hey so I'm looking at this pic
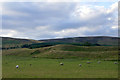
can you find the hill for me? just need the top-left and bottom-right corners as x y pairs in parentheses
(1, 36), (119, 49)
(1, 37), (41, 49)
(2, 44), (118, 60)
(40, 36), (119, 46)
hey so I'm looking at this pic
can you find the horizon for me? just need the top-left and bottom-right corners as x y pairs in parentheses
(1, 2), (118, 40)
(1, 35), (119, 40)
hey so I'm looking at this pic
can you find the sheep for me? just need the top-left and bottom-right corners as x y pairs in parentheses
(79, 64), (82, 67)
(16, 65), (19, 69)
(60, 63), (64, 66)
(98, 61), (101, 64)
(114, 62), (118, 64)
(87, 61), (91, 64)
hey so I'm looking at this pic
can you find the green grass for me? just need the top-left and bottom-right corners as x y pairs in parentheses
(60, 45), (118, 51)
(2, 45), (119, 78)
(2, 45), (118, 60)
(2, 56), (118, 78)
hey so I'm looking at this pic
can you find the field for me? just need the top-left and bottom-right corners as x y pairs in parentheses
(2, 56), (118, 78)
(2, 45), (119, 78)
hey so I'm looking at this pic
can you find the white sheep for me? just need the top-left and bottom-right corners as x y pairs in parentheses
(79, 64), (82, 67)
(16, 65), (19, 69)
(87, 61), (91, 64)
(60, 63), (64, 65)
(98, 61), (101, 64)
(114, 62), (118, 64)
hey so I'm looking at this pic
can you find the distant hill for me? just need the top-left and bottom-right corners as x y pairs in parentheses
(2, 44), (118, 60)
(1, 36), (119, 49)
(1, 37), (41, 49)
(40, 36), (119, 46)
(1, 36), (119, 60)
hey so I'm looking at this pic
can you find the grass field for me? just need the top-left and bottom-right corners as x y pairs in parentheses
(2, 45), (119, 78)
(2, 56), (118, 78)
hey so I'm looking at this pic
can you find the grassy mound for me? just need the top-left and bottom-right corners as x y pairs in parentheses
(3, 44), (118, 60)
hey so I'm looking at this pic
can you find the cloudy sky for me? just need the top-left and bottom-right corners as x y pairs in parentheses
(1, 2), (118, 40)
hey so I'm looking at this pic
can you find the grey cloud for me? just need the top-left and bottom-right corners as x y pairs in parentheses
(2, 2), (118, 39)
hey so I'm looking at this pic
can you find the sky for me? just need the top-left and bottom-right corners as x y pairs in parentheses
(0, 2), (118, 40)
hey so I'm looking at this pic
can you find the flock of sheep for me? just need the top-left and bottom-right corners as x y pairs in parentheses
(16, 61), (118, 69)
(60, 61), (118, 67)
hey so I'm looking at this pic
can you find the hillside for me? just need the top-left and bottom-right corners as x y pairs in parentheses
(2, 44), (118, 60)
(1, 37), (41, 49)
(40, 36), (119, 46)
(1, 36), (119, 49)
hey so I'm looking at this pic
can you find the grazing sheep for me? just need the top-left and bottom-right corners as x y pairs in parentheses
(98, 61), (101, 64)
(114, 62), (118, 64)
(87, 61), (91, 64)
(79, 64), (82, 67)
(16, 65), (19, 69)
(60, 63), (64, 66)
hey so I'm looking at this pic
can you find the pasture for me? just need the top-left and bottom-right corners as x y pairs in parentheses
(2, 56), (118, 78)
(2, 45), (119, 78)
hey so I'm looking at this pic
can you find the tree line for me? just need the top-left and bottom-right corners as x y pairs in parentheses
(2, 42), (101, 50)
